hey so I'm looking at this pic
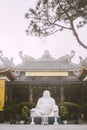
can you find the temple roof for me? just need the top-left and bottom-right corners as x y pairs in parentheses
(0, 50), (84, 71)
(14, 50), (80, 71)
(15, 60), (80, 71)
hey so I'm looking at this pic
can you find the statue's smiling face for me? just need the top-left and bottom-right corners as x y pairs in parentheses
(43, 90), (50, 98)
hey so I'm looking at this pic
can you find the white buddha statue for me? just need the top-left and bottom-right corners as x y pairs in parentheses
(30, 90), (59, 117)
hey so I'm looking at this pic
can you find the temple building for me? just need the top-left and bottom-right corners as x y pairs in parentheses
(0, 50), (87, 111)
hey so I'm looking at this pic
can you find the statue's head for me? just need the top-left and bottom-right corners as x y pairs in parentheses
(43, 90), (50, 98)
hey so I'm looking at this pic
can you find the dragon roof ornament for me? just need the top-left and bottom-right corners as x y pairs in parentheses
(79, 56), (87, 67)
(19, 51), (35, 64)
(0, 50), (14, 68)
(58, 50), (75, 63)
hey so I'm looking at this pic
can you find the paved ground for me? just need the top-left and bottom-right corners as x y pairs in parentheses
(0, 124), (87, 130)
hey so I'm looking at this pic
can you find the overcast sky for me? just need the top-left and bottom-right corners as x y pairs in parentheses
(0, 0), (87, 64)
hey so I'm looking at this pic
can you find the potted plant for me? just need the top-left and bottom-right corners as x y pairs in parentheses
(60, 105), (69, 124)
(22, 106), (29, 124)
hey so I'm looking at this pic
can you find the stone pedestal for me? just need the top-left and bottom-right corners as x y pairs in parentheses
(29, 117), (61, 124)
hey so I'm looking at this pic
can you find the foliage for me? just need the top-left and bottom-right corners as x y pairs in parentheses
(0, 112), (4, 123)
(59, 105), (69, 120)
(80, 103), (87, 120)
(22, 106), (29, 119)
(4, 101), (14, 121)
(4, 101), (35, 121)
(25, 0), (87, 49)
(18, 101), (35, 115)
(59, 102), (80, 120)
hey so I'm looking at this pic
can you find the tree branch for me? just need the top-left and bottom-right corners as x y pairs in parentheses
(58, 1), (87, 49)
(71, 21), (87, 49)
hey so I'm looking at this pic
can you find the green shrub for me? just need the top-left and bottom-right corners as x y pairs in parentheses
(59, 102), (80, 120)
(4, 101), (35, 121)
(18, 101), (35, 115)
(0, 112), (4, 123)
(80, 103), (87, 120)
(4, 102), (13, 121)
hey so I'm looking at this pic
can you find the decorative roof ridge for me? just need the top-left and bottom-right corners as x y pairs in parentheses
(0, 67), (15, 80)
(78, 67), (87, 80)
(0, 67), (11, 73)
(0, 50), (86, 70)
(38, 50), (55, 61)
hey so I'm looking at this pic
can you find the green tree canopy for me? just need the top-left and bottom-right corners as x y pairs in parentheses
(25, 0), (87, 49)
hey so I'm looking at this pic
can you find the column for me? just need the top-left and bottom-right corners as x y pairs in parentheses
(29, 85), (33, 102)
(0, 79), (5, 111)
(60, 86), (65, 102)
